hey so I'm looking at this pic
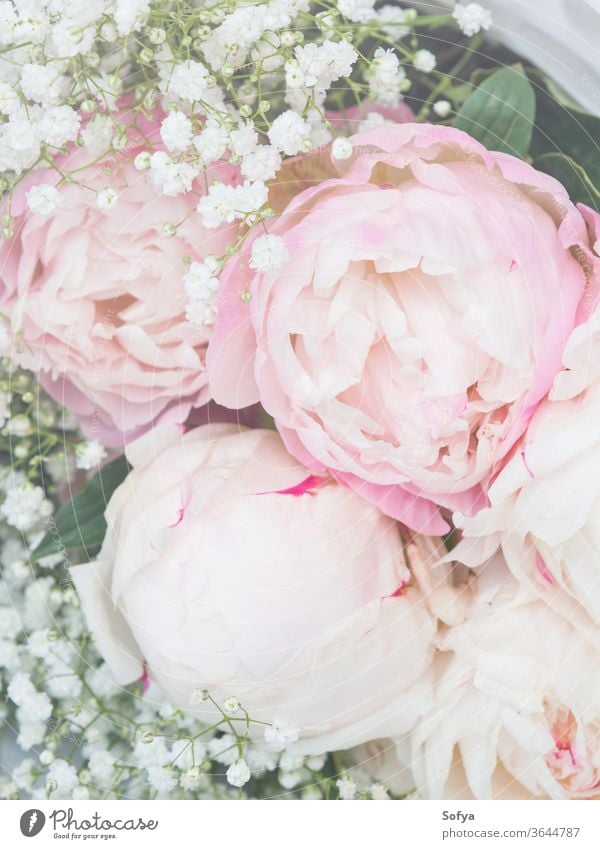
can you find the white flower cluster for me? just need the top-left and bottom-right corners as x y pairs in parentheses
(183, 256), (222, 327)
(0, 0), (489, 328)
(366, 48), (408, 107)
(0, 476), (51, 532)
(453, 3), (493, 37)
(0, 0), (476, 200)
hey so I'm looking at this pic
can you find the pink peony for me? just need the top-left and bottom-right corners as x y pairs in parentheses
(0, 109), (237, 446)
(454, 207), (600, 625)
(208, 123), (600, 533)
(72, 423), (438, 755)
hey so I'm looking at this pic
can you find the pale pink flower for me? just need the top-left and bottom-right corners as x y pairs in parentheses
(455, 208), (600, 626)
(72, 423), (437, 754)
(0, 109), (238, 445)
(208, 123), (599, 532)
(412, 554), (600, 799)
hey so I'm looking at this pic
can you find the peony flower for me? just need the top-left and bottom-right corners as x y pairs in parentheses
(208, 123), (599, 532)
(455, 211), (600, 625)
(71, 423), (437, 755)
(0, 109), (238, 446)
(411, 553), (600, 799)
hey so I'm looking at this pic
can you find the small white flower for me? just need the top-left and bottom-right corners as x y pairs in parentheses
(413, 49), (437, 73)
(133, 737), (171, 768)
(150, 152), (199, 196)
(233, 180), (269, 217)
(0, 639), (20, 670)
(285, 62), (305, 89)
(189, 687), (209, 705)
(337, 0), (376, 23)
(6, 414), (32, 437)
(230, 122), (258, 157)
(250, 234), (290, 273)
(241, 145), (282, 181)
(87, 750), (116, 782)
(160, 111), (193, 153)
(26, 184), (63, 217)
(39, 104), (81, 147)
(1, 483), (52, 531)
(245, 746), (278, 773)
(196, 182), (237, 228)
(337, 776), (357, 800)
(19, 691), (52, 723)
(371, 782), (390, 800)
(113, 0), (151, 36)
(81, 114), (114, 155)
(192, 124), (229, 165)
(183, 259), (220, 299)
(180, 766), (204, 791)
(331, 137), (353, 161)
(72, 786), (90, 800)
(96, 188), (119, 210)
(165, 60), (209, 102)
(226, 758), (251, 788)
(0, 82), (19, 116)
(223, 697), (241, 714)
(27, 629), (51, 659)
(305, 753), (326, 771)
(39, 750), (55, 766)
(75, 440), (107, 470)
(279, 769), (304, 789)
(453, 3), (493, 37)
(7, 672), (35, 706)
(268, 110), (312, 156)
(185, 297), (217, 328)
(263, 718), (300, 753)
(377, 5), (413, 39)
(47, 759), (79, 795)
(20, 63), (65, 106)
(433, 99), (452, 118)
(13, 759), (36, 790)
(47, 672), (82, 700)
(0, 607), (21, 639)
(367, 47), (406, 107)
(158, 704), (177, 720)
(17, 721), (46, 751)
(147, 765), (177, 793)
(134, 151), (152, 171)
(279, 750), (303, 773)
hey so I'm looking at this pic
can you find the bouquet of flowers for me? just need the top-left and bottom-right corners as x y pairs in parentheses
(0, 0), (599, 802)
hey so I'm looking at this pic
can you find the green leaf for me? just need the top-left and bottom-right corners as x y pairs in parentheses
(529, 75), (600, 192)
(535, 153), (600, 210)
(34, 455), (131, 560)
(454, 65), (536, 158)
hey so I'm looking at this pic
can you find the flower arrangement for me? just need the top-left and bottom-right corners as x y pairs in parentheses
(0, 0), (599, 802)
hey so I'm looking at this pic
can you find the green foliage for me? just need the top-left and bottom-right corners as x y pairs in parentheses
(535, 153), (600, 209)
(34, 455), (131, 560)
(454, 65), (536, 157)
